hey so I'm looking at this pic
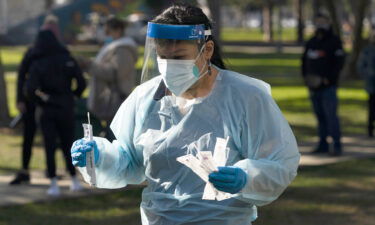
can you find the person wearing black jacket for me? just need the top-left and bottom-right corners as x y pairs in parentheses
(301, 14), (345, 156)
(9, 47), (37, 185)
(10, 15), (63, 185)
(26, 30), (86, 196)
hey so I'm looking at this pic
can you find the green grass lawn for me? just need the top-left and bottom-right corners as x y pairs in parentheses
(0, 159), (374, 225)
(254, 158), (375, 225)
(0, 42), (372, 225)
(0, 44), (368, 169)
(0, 188), (143, 225)
(221, 27), (314, 42)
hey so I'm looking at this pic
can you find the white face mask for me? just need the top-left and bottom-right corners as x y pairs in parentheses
(157, 46), (208, 96)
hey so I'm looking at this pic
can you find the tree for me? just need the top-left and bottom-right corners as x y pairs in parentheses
(262, 0), (287, 42)
(198, 0), (222, 44)
(294, 0), (304, 43)
(207, 0), (222, 43)
(222, 0), (253, 28)
(0, 52), (10, 127)
(312, 0), (322, 19)
(341, 0), (370, 78)
(45, 0), (54, 11)
(323, 0), (342, 37)
(263, 0), (274, 42)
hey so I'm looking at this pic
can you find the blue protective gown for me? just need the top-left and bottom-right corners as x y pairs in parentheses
(78, 68), (300, 225)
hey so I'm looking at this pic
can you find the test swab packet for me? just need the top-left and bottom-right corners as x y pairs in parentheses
(177, 137), (232, 201)
(82, 113), (97, 186)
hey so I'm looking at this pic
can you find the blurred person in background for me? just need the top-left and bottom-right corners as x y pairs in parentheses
(26, 30), (86, 196)
(357, 32), (375, 138)
(77, 16), (138, 141)
(301, 13), (345, 156)
(41, 14), (62, 41)
(9, 14), (62, 185)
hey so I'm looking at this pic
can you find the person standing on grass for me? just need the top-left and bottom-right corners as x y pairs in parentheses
(301, 13), (345, 156)
(357, 33), (375, 138)
(10, 14), (62, 185)
(26, 30), (86, 196)
(76, 16), (138, 141)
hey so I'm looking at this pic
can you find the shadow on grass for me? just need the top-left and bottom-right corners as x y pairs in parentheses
(3, 64), (18, 73)
(277, 96), (367, 115)
(289, 124), (317, 142)
(255, 158), (375, 225)
(230, 65), (299, 77)
(276, 97), (312, 113)
(223, 52), (302, 60)
(0, 189), (143, 225)
(338, 98), (367, 109)
(0, 166), (19, 174)
(4, 129), (45, 148)
(222, 52), (301, 77)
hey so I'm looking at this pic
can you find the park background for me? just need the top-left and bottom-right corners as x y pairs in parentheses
(0, 0), (374, 225)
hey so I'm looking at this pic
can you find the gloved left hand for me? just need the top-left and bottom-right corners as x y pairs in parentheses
(208, 166), (247, 194)
(71, 139), (100, 167)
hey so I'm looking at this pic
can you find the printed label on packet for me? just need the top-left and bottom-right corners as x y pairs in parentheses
(176, 137), (231, 201)
(82, 123), (96, 186)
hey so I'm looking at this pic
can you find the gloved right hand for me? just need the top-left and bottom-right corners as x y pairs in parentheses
(208, 166), (247, 194)
(71, 139), (100, 167)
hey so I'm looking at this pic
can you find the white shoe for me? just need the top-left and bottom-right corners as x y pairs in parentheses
(70, 176), (83, 192)
(47, 178), (60, 196)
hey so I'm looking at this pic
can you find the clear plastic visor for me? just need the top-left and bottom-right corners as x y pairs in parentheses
(140, 22), (210, 83)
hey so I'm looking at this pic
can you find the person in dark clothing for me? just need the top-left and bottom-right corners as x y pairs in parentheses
(26, 30), (86, 196)
(357, 34), (375, 137)
(301, 14), (345, 156)
(10, 14), (63, 185)
(9, 48), (37, 185)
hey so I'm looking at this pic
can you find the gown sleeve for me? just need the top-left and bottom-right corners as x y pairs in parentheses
(234, 88), (300, 206)
(78, 86), (146, 189)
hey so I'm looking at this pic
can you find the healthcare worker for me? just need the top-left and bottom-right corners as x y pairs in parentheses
(71, 3), (300, 225)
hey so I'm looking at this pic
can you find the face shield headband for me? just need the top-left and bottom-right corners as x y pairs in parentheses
(146, 22), (211, 41)
(140, 22), (212, 86)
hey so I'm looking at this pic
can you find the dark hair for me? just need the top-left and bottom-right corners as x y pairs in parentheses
(315, 12), (330, 22)
(105, 16), (127, 32)
(33, 30), (67, 57)
(151, 3), (226, 69)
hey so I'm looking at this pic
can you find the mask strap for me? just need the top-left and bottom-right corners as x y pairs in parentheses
(197, 68), (209, 80)
(195, 44), (206, 61)
(203, 30), (212, 75)
(207, 60), (212, 76)
(194, 44), (212, 78)
(195, 31), (212, 77)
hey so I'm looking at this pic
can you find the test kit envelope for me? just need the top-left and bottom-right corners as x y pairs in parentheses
(177, 137), (232, 201)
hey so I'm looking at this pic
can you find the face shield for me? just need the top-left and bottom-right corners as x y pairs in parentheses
(141, 22), (211, 96)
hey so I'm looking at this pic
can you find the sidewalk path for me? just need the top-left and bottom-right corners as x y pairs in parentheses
(298, 136), (375, 166)
(0, 136), (374, 206)
(0, 170), (115, 206)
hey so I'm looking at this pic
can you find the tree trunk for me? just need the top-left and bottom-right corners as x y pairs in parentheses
(295, 0), (304, 43)
(207, 0), (222, 44)
(0, 53), (10, 127)
(323, 0), (342, 37)
(312, 0), (321, 19)
(342, 0), (370, 79)
(197, 0), (222, 44)
(0, 0), (8, 35)
(263, 2), (274, 42)
(277, 6), (283, 52)
(45, 0), (54, 11)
